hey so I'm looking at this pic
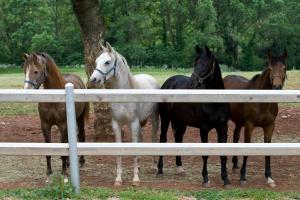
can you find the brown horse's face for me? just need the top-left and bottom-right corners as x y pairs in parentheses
(23, 53), (47, 89)
(267, 49), (288, 90)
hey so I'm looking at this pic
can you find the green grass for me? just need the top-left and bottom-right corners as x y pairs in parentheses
(0, 186), (299, 200)
(0, 67), (299, 116)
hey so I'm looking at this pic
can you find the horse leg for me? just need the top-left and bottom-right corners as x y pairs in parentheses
(41, 122), (52, 183)
(175, 125), (186, 175)
(58, 123), (69, 183)
(263, 123), (276, 188)
(240, 121), (254, 185)
(77, 113), (86, 168)
(150, 108), (159, 170)
(112, 119), (123, 186)
(200, 126), (210, 187)
(216, 123), (231, 187)
(131, 117), (141, 186)
(232, 125), (242, 173)
(157, 115), (170, 175)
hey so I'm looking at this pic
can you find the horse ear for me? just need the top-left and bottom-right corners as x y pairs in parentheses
(32, 53), (38, 61)
(23, 53), (29, 60)
(40, 53), (47, 64)
(40, 53), (46, 59)
(106, 42), (113, 52)
(100, 41), (105, 50)
(282, 49), (288, 61)
(195, 45), (202, 54)
(205, 45), (212, 57)
(267, 49), (272, 62)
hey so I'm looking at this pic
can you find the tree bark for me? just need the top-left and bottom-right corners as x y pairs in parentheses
(71, 0), (113, 137)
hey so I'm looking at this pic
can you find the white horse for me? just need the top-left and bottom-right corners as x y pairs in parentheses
(89, 42), (159, 186)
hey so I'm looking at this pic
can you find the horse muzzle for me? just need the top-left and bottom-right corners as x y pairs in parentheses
(272, 85), (282, 90)
(89, 75), (103, 85)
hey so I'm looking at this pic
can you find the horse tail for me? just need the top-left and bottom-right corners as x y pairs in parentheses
(84, 102), (90, 123)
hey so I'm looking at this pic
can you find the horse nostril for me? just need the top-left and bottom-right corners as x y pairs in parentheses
(90, 77), (97, 83)
(272, 85), (282, 90)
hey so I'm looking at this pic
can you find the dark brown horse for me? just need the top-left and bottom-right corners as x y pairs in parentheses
(23, 53), (89, 183)
(223, 49), (287, 188)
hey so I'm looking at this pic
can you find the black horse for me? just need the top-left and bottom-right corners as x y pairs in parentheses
(157, 46), (231, 187)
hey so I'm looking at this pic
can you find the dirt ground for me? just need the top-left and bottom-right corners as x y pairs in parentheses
(0, 108), (299, 192)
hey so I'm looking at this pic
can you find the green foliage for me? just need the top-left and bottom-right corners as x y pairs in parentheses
(0, 174), (74, 200)
(190, 188), (282, 200)
(0, 187), (299, 200)
(0, 0), (299, 70)
(0, 0), (82, 65)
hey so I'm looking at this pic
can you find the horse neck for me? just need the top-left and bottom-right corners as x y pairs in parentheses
(111, 53), (136, 89)
(207, 63), (224, 89)
(249, 69), (272, 89)
(43, 62), (66, 89)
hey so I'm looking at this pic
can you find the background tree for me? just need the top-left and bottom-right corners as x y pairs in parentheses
(0, 0), (299, 70)
(71, 0), (112, 137)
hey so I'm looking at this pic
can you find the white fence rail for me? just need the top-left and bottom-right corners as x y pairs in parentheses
(1, 143), (300, 156)
(1, 89), (300, 102)
(1, 86), (300, 193)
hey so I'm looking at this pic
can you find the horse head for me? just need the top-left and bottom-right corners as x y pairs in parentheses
(90, 42), (118, 84)
(23, 53), (48, 89)
(190, 45), (216, 89)
(267, 49), (288, 90)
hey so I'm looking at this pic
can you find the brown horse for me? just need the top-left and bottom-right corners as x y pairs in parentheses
(22, 53), (89, 182)
(223, 49), (287, 188)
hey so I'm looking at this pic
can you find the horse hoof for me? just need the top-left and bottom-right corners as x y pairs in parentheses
(80, 162), (85, 168)
(114, 181), (122, 187)
(45, 176), (51, 184)
(80, 158), (85, 168)
(156, 172), (164, 178)
(268, 182), (276, 188)
(150, 165), (157, 171)
(240, 180), (247, 186)
(224, 183), (231, 189)
(202, 181), (211, 188)
(64, 177), (69, 183)
(232, 167), (239, 174)
(132, 181), (140, 186)
(176, 166), (185, 175)
(267, 177), (276, 188)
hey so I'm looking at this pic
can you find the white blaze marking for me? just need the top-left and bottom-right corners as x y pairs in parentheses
(24, 70), (31, 89)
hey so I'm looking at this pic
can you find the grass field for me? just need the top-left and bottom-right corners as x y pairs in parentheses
(1, 186), (300, 200)
(0, 67), (299, 116)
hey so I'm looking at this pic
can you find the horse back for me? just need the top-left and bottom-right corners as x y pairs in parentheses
(224, 74), (278, 127)
(223, 75), (249, 89)
(134, 74), (159, 89)
(63, 74), (86, 89)
(161, 75), (190, 89)
(159, 75), (229, 128)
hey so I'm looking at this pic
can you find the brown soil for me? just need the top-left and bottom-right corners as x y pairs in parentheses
(0, 108), (299, 192)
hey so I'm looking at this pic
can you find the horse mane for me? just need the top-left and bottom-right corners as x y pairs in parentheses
(249, 74), (261, 83)
(110, 49), (136, 88)
(210, 57), (225, 89)
(38, 52), (66, 87)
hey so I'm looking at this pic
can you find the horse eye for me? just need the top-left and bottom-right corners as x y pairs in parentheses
(34, 71), (38, 74)
(105, 61), (110, 65)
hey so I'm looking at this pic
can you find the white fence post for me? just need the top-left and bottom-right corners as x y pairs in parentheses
(65, 83), (80, 194)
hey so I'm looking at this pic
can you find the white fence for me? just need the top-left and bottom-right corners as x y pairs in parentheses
(1, 85), (300, 193)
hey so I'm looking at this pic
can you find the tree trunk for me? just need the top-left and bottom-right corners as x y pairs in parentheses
(71, 0), (113, 137)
